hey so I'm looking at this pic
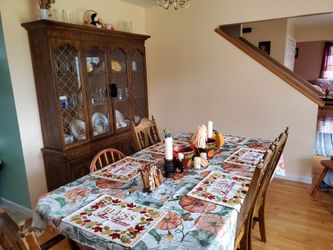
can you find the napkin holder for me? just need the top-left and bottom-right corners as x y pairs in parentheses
(140, 165), (164, 192)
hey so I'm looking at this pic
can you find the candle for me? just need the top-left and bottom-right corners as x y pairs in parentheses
(165, 137), (173, 160)
(194, 157), (201, 170)
(207, 120), (213, 138)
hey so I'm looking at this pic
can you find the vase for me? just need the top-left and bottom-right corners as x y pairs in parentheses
(39, 9), (49, 20)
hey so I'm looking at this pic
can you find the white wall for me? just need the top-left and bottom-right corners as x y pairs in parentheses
(145, 0), (333, 184)
(0, 0), (146, 207)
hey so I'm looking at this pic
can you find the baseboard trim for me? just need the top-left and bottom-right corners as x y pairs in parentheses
(1, 198), (33, 218)
(276, 173), (312, 184)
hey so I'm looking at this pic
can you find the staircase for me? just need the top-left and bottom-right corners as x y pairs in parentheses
(216, 24), (325, 107)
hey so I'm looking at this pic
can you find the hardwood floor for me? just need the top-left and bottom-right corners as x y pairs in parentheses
(37, 176), (333, 250)
(252, 179), (333, 250)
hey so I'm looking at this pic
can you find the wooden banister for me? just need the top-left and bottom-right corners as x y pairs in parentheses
(215, 26), (325, 107)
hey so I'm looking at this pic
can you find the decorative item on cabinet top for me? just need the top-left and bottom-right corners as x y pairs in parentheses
(83, 10), (103, 28)
(38, 0), (55, 20)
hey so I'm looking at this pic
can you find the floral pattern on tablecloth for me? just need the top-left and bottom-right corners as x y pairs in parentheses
(32, 133), (284, 250)
(242, 138), (270, 150)
(221, 162), (255, 178)
(173, 132), (193, 143)
(187, 172), (251, 211)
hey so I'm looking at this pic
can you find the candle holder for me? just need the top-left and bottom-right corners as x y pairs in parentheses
(174, 158), (184, 173)
(164, 159), (174, 178)
(197, 147), (206, 155)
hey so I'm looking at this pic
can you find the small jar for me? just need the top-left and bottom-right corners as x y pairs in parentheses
(193, 157), (201, 170)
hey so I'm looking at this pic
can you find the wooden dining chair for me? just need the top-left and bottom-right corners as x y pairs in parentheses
(311, 160), (333, 197)
(89, 148), (125, 172)
(0, 208), (46, 250)
(0, 207), (29, 250)
(131, 116), (161, 152)
(0, 207), (66, 250)
(234, 145), (274, 250)
(250, 127), (289, 246)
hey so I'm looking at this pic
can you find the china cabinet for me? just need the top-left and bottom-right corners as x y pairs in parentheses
(22, 20), (150, 190)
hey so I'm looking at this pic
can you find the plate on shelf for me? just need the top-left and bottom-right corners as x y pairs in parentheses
(69, 119), (86, 140)
(92, 112), (109, 135)
(111, 60), (122, 72)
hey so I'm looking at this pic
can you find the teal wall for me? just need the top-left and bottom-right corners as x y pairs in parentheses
(0, 15), (31, 208)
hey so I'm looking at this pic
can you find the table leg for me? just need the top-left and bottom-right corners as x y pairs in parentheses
(311, 167), (328, 197)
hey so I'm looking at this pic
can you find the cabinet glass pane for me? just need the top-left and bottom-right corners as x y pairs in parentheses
(131, 50), (147, 124)
(110, 48), (130, 130)
(53, 43), (86, 145)
(85, 46), (112, 137)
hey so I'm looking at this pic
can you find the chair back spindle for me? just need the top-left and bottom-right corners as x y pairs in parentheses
(90, 148), (125, 172)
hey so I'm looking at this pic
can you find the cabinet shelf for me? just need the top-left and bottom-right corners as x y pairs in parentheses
(91, 101), (108, 106)
(87, 70), (107, 76)
(113, 97), (129, 103)
(112, 70), (127, 74)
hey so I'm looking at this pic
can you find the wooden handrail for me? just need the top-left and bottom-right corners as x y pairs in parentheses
(215, 26), (325, 107)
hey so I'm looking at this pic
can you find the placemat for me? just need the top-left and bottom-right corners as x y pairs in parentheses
(62, 194), (166, 248)
(224, 147), (265, 167)
(224, 135), (248, 145)
(92, 157), (156, 183)
(187, 171), (251, 211)
(143, 141), (190, 155)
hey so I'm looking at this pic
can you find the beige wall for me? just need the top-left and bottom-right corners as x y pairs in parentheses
(0, 0), (145, 207)
(296, 24), (333, 42)
(287, 19), (296, 39)
(145, 0), (333, 184)
(243, 19), (287, 64)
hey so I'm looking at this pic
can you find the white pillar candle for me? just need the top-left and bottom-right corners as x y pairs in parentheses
(194, 156), (201, 170)
(207, 120), (213, 138)
(165, 137), (173, 160)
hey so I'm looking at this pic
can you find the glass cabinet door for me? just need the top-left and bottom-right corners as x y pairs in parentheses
(51, 40), (88, 146)
(110, 48), (131, 130)
(85, 45), (113, 137)
(130, 49), (147, 124)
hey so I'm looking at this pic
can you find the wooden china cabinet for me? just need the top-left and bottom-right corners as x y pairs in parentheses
(22, 20), (150, 191)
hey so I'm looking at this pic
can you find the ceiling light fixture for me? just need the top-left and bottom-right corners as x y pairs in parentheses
(156, 0), (191, 10)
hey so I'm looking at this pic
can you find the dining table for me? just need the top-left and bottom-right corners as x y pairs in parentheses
(32, 132), (286, 250)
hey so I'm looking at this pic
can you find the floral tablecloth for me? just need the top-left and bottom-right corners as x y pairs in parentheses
(32, 134), (285, 250)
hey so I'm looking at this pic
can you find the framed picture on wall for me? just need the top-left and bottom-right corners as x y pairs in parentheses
(295, 48), (299, 58)
(258, 41), (271, 55)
